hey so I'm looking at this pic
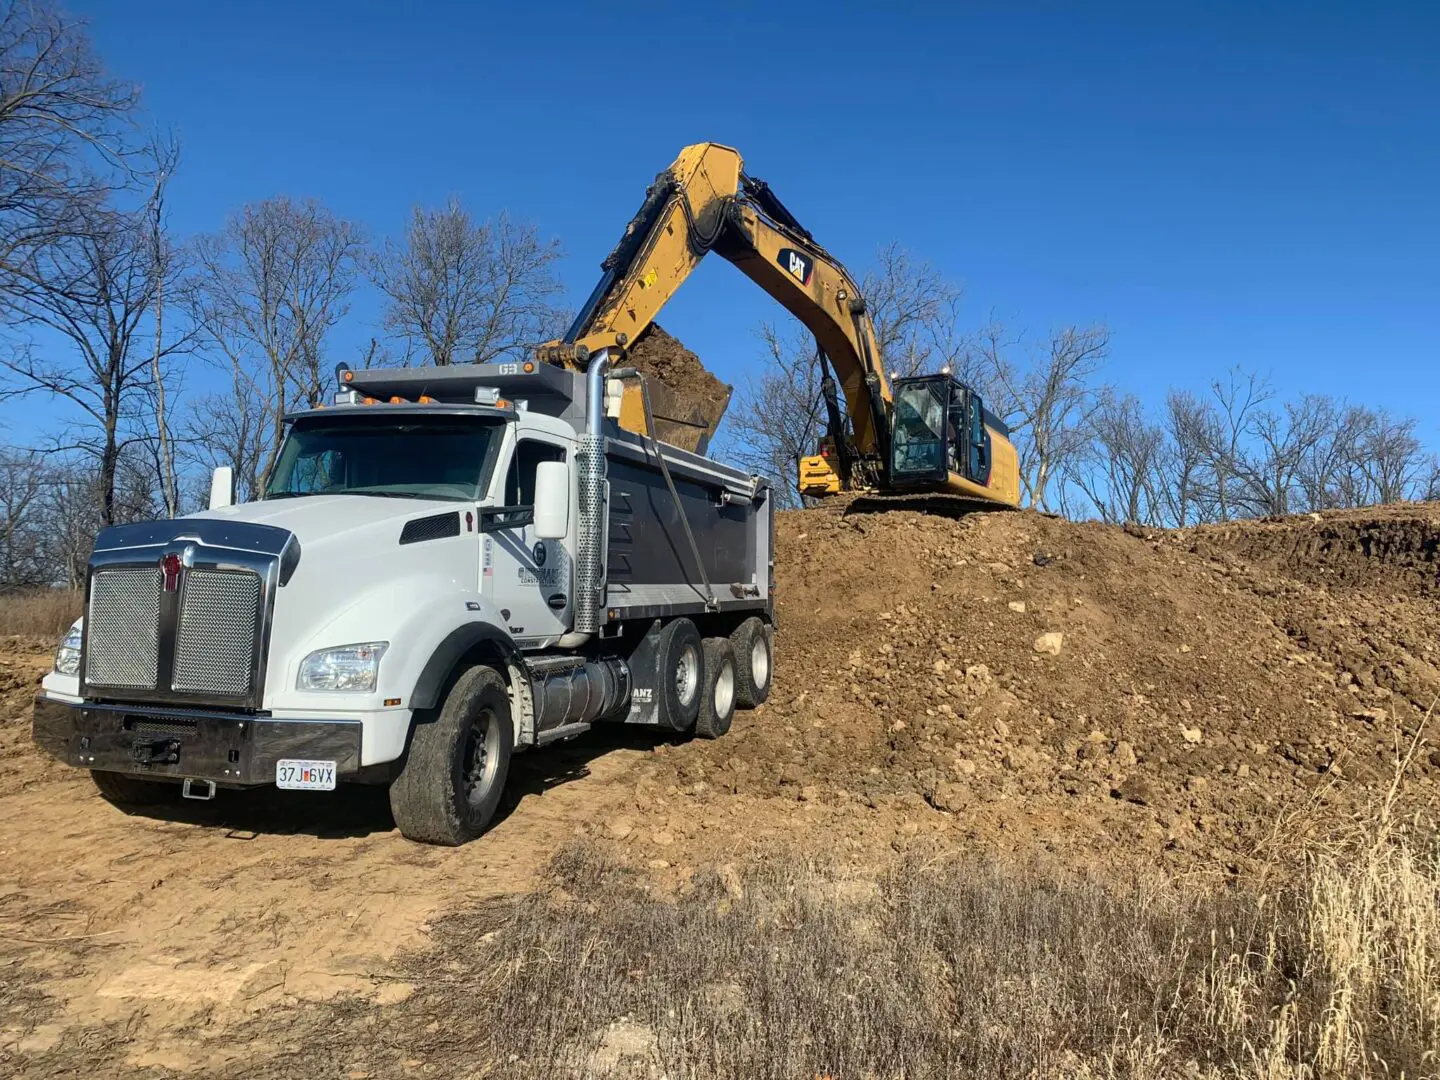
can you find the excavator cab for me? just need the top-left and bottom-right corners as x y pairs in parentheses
(888, 375), (993, 491)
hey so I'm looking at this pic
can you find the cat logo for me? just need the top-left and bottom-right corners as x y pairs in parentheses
(777, 247), (813, 286)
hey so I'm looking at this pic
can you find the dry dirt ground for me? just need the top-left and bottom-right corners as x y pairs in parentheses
(2, 501), (1438, 1075)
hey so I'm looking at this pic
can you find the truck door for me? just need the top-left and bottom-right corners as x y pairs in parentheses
(483, 435), (574, 648)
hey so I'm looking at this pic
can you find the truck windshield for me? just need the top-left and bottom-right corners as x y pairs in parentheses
(265, 416), (502, 502)
(890, 381), (948, 475)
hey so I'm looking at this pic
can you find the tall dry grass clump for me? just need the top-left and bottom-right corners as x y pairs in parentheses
(369, 825), (1438, 1079)
(0, 590), (81, 637)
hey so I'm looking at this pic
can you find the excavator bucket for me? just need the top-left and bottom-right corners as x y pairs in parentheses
(617, 325), (732, 455)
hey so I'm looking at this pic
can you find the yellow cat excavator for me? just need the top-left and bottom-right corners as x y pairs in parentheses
(535, 142), (1021, 508)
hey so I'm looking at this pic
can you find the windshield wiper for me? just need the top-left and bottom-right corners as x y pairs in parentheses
(263, 492), (310, 500)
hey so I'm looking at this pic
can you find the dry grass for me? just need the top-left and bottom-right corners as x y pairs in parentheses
(0, 590), (81, 637)
(10, 814), (1436, 1077)
(288, 827), (1435, 1080)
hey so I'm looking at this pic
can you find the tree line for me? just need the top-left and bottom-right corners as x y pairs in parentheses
(1, 1), (1434, 589)
(728, 256), (1437, 518)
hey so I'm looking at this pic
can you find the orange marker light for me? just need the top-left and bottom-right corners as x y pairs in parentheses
(342, 370), (354, 382)
(522, 361), (535, 373)
(389, 396), (405, 404)
(418, 395), (436, 404)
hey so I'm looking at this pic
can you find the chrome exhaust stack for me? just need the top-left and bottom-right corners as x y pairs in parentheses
(574, 349), (610, 635)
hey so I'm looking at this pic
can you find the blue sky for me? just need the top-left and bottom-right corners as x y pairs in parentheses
(6, 0), (1439, 444)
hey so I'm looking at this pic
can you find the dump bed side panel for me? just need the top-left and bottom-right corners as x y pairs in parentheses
(602, 438), (771, 622)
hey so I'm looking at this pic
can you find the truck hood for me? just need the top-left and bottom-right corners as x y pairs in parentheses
(191, 494), (467, 545)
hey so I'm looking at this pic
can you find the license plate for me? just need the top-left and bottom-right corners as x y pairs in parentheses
(275, 759), (337, 791)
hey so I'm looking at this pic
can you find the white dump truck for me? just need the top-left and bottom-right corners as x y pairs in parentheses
(33, 353), (774, 844)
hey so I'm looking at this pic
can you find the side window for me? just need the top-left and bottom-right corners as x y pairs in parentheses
(505, 440), (566, 506)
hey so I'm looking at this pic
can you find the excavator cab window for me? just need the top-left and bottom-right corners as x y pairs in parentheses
(889, 377), (950, 485)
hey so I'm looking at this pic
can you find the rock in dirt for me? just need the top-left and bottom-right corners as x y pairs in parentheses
(1033, 632), (1064, 655)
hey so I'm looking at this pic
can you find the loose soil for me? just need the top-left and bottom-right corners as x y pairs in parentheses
(2, 502), (1438, 1075)
(623, 323), (732, 453)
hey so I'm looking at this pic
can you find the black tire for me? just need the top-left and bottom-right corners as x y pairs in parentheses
(90, 770), (177, 807)
(696, 637), (737, 739)
(730, 617), (774, 708)
(655, 618), (704, 732)
(389, 665), (514, 846)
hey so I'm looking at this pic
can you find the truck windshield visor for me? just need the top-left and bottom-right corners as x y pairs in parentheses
(265, 416), (502, 502)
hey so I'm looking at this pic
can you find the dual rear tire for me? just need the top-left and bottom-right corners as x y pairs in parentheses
(654, 616), (773, 740)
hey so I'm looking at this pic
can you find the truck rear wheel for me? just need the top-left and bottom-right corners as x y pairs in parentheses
(730, 617), (774, 708)
(655, 618), (703, 732)
(696, 637), (737, 739)
(90, 770), (177, 808)
(389, 665), (513, 846)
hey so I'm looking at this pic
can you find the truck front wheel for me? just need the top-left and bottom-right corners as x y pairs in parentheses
(90, 770), (177, 808)
(389, 665), (514, 846)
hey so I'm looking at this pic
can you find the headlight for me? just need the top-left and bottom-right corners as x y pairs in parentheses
(54, 618), (83, 676)
(297, 642), (388, 692)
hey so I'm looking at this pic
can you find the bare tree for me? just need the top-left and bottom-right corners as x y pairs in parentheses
(979, 321), (1110, 510)
(0, 189), (189, 526)
(1067, 391), (1163, 524)
(144, 143), (182, 515)
(1200, 368), (1270, 521)
(0, 446), (45, 584)
(1233, 394), (1342, 517)
(180, 376), (270, 503)
(371, 201), (563, 366)
(1153, 390), (1216, 526)
(1356, 408), (1425, 505)
(863, 243), (961, 378)
(189, 197), (365, 489)
(726, 324), (825, 508)
(0, 1), (141, 295)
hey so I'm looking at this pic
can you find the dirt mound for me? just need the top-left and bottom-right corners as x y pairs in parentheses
(627, 501), (1440, 874)
(624, 323), (731, 454)
(4, 504), (1440, 1072)
(1188, 504), (1440, 596)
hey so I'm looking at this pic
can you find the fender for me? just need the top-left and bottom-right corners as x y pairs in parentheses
(410, 622), (526, 711)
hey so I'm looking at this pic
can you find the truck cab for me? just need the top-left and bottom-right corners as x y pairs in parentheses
(34, 357), (775, 845)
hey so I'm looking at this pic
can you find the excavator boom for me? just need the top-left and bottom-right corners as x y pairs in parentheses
(538, 142), (1020, 508)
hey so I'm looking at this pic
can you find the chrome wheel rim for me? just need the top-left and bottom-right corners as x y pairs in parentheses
(463, 710), (499, 810)
(675, 645), (699, 708)
(750, 634), (770, 691)
(714, 659), (735, 718)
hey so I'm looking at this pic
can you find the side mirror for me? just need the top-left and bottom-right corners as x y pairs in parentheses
(209, 466), (236, 510)
(532, 461), (569, 540)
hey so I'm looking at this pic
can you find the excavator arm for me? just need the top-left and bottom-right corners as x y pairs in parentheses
(539, 141), (1020, 508)
(538, 142), (891, 489)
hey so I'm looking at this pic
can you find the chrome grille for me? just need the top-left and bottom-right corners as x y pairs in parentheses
(172, 570), (260, 696)
(86, 568), (161, 688)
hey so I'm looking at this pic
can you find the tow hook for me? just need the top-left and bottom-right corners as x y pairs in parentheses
(181, 778), (217, 801)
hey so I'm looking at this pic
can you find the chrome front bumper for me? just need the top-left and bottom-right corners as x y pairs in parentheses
(32, 694), (362, 787)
